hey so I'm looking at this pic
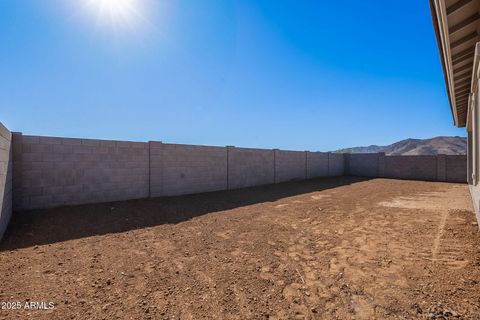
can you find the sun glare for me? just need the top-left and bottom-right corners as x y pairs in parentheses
(81, 0), (149, 32)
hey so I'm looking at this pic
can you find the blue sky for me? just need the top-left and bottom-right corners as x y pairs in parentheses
(0, 0), (466, 151)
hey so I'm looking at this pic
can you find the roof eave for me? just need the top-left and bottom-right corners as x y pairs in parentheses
(430, 0), (465, 128)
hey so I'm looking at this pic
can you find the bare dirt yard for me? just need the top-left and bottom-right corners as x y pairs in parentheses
(1, 177), (480, 319)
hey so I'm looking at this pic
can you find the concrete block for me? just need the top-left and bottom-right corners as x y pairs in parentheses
(378, 152), (385, 177)
(116, 141), (131, 148)
(160, 143), (227, 196)
(274, 150), (306, 183)
(384, 156), (437, 181)
(227, 147), (274, 189)
(22, 135), (40, 144)
(99, 140), (117, 147)
(22, 186), (44, 197)
(0, 136), (9, 151)
(61, 138), (82, 146)
(0, 122), (11, 140)
(446, 155), (467, 183)
(30, 143), (53, 154)
(53, 144), (73, 154)
(42, 152), (64, 162)
(328, 153), (345, 176)
(22, 153), (43, 163)
(346, 153), (379, 177)
(81, 139), (101, 147)
(306, 152), (329, 178)
(0, 123), (13, 239)
(73, 145), (92, 154)
(39, 136), (62, 145)
(437, 154), (447, 182)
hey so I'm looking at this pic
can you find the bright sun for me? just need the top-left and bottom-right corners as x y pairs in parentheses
(81, 0), (148, 31)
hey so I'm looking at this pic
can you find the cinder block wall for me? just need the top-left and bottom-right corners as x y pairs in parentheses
(13, 134), (149, 210)
(345, 153), (379, 177)
(446, 155), (468, 183)
(9, 130), (468, 213)
(306, 152), (329, 178)
(149, 141), (164, 197)
(0, 122), (12, 239)
(10, 133), (347, 210)
(274, 150), (307, 183)
(384, 156), (437, 181)
(227, 147), (275, 189)
(345, 153), (467, 182)
(151, 143), (228, 197)
(328, 153), (345, 176)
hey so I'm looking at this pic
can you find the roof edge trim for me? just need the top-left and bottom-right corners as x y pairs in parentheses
(430, 0), (463, 127)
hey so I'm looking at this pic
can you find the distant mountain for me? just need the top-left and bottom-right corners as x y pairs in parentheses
(336, 136), (467, 155)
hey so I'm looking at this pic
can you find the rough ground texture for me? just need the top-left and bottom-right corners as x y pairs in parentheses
(0, 177), (479, 319)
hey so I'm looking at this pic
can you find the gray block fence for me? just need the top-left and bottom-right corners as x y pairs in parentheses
(0, 119), (468, 239)
(227, 147), (275, 189)
(11, 132), (346, 212)
(344, 153), (467, 183)
(0, 122), (12, 240)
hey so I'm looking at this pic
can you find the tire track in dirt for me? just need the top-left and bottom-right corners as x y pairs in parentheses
(432, 210), (449, 262)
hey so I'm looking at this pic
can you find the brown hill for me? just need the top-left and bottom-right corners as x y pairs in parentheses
(336, 136), (466, 155)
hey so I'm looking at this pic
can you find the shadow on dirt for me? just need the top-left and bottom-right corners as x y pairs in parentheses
(1, 176), (370, 250)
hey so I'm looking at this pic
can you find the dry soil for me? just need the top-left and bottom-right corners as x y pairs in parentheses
(0, 177), (479, 319)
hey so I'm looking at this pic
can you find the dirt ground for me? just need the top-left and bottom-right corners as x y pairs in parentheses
(1, 177), (480, 319)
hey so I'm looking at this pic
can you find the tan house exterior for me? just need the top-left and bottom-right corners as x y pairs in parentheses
(431, 0), (480, 222)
